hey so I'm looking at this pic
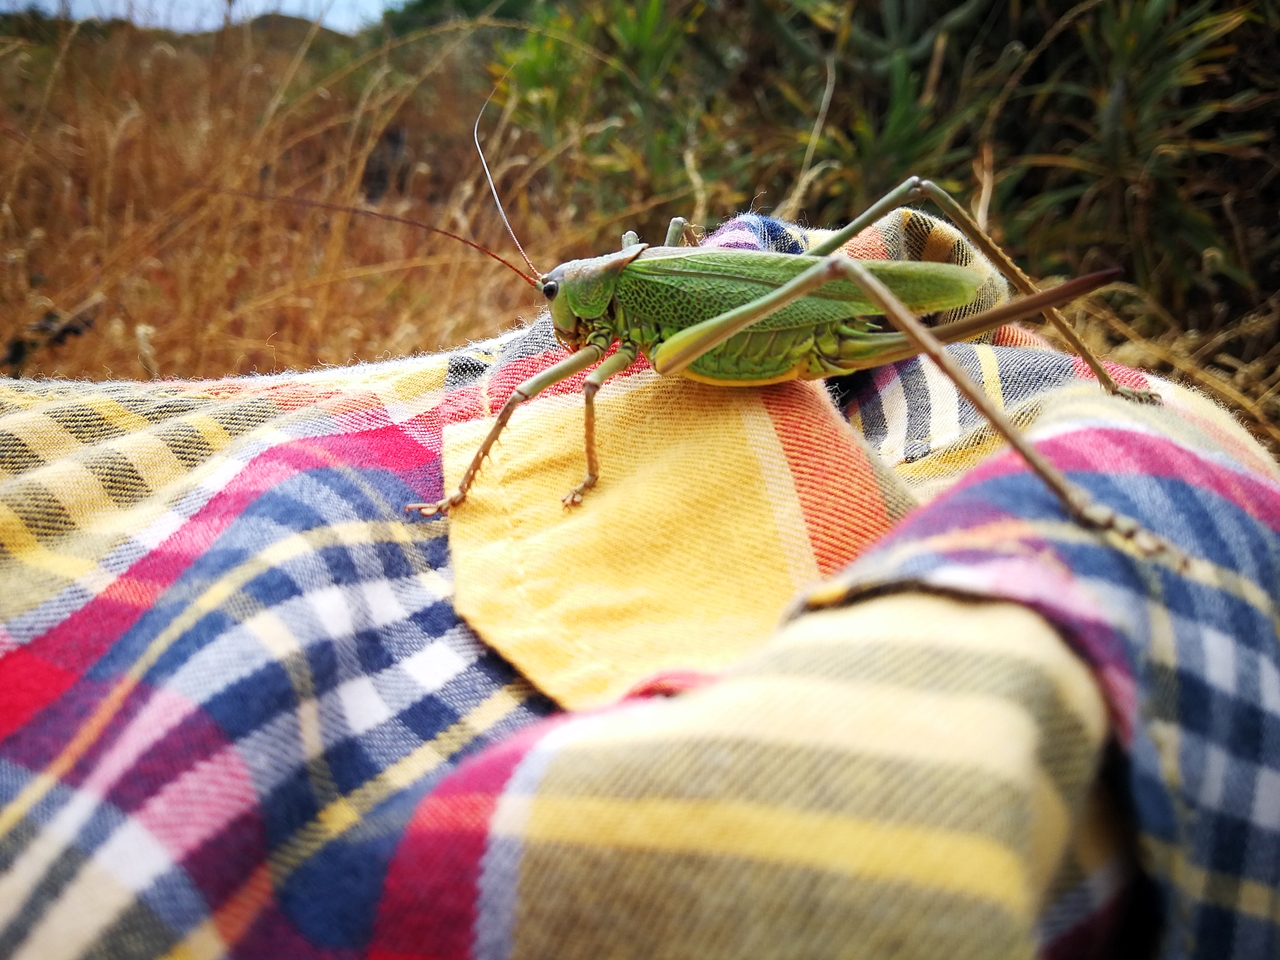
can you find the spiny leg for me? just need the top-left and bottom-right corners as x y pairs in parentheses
(832, 255), (1187, 568)
(915, 180), (1159, 404)
(563, 343), (639, 507)
(647, 246), (1184, 563)
(406, 345), (604, 517)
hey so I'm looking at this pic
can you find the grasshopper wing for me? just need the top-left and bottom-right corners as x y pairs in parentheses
(622, 248), (984, 334)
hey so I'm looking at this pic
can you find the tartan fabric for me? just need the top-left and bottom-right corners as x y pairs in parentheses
(0, 354), (557, 958)
(0, 209), (1276, 959)
(805, 377), (1280, 958)
(374, 592), (1132, 960)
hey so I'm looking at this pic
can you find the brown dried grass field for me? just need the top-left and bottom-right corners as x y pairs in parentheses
(0, 17), (572, 381)
(1, 9), (1277, 458)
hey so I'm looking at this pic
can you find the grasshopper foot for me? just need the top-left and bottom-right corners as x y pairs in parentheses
(1074, 497), (1190, 571)
(562, 476), (596, 508)
(405, 492), (465, 518)
(1110, 384), (1162, 404)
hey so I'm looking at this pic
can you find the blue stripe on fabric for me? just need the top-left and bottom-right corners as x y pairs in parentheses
(354, 628), (398, 674)
(305, 640), (341, 696)
(326, 737), (381, 795)
(263, 766), (321, 849)
(138, 867), (213, 938)
(398, 692), (461, 741)
(204, 660), (295, 740)
(898, 358), (932, 463)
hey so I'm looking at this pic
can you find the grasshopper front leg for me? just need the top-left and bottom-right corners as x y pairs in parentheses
(406, 345), (604, 517)
(664, 217), (700, 247)
(563, 342), (640, 507)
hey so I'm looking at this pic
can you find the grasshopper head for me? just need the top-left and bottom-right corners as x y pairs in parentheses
(538, 244), (647, 350)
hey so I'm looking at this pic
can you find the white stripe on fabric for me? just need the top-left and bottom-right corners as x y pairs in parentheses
(872, 365), (909, 466)
(920, 356), (962, 451)
(1199, 744), (1230, 811)
(1250, 768), (1280, 831)
(0, 789), (100, 931)
(10, 857), (139, 960)
(1202, 625), (1239, 696)
(1260, 659), (1280, 714)
(337, 676), (395, 736)
(94, 817), (173, 890)
(168, 572), (453, 705)
(400, 640), (470, 695)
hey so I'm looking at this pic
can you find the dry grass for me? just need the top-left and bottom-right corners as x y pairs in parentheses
(0, 16), (580, 380)
(0, 10), (1276, 462)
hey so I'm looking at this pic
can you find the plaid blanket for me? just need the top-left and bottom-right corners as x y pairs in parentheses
(1, 212), (1277, 959)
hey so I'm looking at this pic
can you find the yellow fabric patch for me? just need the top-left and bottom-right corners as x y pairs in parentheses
(446, 370), (824, 710)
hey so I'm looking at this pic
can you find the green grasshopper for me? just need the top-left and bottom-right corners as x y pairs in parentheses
(400, 172), (1182, 566)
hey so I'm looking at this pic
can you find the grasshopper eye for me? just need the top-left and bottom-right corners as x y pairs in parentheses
(542, 280), (559, 300)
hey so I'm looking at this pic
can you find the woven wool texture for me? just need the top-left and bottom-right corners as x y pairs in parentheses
(0, 210), (1278, 959)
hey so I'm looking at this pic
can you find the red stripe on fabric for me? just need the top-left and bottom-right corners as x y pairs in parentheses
(991, 324), (1054, 350)
(179, 807), (268, 910)
(840, 225), (889, 260)
(1071, 356), (1151, 391)
(761, 383), (895, 577)
(624, 668), (719, 699)
(960, 426), (1280, 530)
(0, 648), (77, 741)
(372, 719), (563, 960)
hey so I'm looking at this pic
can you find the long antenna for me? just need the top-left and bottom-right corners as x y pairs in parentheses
(475, 68), (540, 278)
(220, 189), (537, 287)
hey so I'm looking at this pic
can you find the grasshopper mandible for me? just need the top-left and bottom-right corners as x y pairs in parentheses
(401, 168), (1182, 566)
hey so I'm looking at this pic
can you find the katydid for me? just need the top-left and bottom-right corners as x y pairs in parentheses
(396, 171), (1183, 567)
(228, 171), (1179, 565)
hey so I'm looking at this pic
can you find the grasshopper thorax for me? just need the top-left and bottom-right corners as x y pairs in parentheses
(539, 244), (647, 351)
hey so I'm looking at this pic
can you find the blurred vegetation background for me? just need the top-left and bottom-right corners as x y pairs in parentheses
(0, 0), (1276, 454)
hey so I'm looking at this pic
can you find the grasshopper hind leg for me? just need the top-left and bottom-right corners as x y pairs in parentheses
(830, 255), (1188, 569)
(913, 179), (1160, 405)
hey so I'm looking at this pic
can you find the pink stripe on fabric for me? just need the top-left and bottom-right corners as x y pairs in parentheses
(136, 743), (258, 861)
(872, 362), (902, 393)
(80, 686), (201, 797)
(953, 426), (1280, 530)
(704, 227), (762, 249)
(1070, 357), (1151, 391)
